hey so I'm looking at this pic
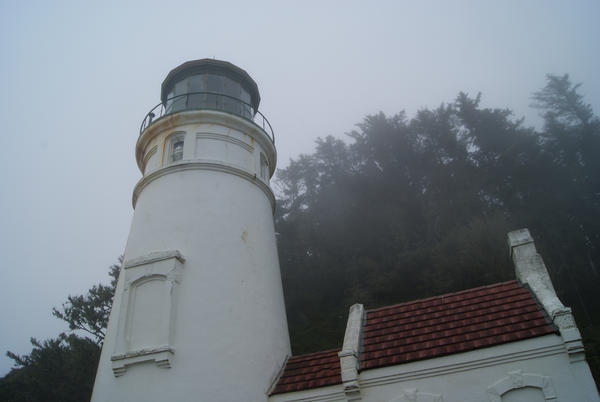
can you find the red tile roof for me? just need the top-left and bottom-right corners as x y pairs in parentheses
(270, 349), (342, 395)
(271, 280), (557, 395)
(362, 280), (557, 370)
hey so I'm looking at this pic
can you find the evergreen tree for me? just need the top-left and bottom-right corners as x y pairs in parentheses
(0, 260), (120, 402)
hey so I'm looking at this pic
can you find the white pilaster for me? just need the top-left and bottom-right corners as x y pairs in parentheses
(338, 303), (364, 401)
(507, 229), (584, 362)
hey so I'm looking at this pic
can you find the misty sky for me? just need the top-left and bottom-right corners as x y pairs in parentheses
(0, 0), (599, 375)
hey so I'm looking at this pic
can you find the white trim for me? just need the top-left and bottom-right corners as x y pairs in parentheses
(267, 355), (291, 396)
(142, 145), (157, 173)
(487, 370), (557, 401)
(388, 389), (444, 402)
(132, 161), (276, 212)
(360, 335), (564, 389)
(111, 251), (184, 377)
(124, 250), (185, 269)
(196, 132), (254, 153)
(270, 387), (347, 402)
(338, 304), (365, 400)
(111, 347), (174, 377)
(136, 109), (276, 175)
(508, 229), (585, 361)
(164, 131), (186, 165)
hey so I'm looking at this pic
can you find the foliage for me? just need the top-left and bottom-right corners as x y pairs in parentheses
(52, 258), (120, 344)
(0, 335), (100, 402)
(275, 75), (600, 385)
(0, 260), (120, 402)
(3, 74), (599, 397)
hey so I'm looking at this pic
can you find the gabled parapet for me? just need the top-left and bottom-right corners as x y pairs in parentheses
(338, 303), (365, 401)
(508, 228), (585, 362)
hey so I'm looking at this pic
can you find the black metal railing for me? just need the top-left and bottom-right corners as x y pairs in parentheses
(139, 91), (275, 143)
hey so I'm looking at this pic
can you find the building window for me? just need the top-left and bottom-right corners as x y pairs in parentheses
(166, 133), (185, 164)
(260, 153), (269, 180)
(172, 139), (184, 162)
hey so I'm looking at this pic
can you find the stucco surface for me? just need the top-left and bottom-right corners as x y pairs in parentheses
(92, 113), (290, 402)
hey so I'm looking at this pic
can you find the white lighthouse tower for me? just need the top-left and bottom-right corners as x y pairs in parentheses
(91, 59), (291, 402)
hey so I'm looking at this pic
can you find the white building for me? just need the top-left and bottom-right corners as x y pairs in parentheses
(91, 59), (290, 402)
(91, 60), (599, 402)
(269, 229), (599, 401)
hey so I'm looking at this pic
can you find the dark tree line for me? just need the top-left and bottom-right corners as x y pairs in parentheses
(275, 74), (600, 382)
(1, 74), (598, 400)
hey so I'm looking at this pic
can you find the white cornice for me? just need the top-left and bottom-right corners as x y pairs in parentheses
(270, 387), (346, 402)
(123, 250), (185, 269)
(359, 335), (564, 389)
(136, 109), (277, 175)
(132, 161), (276, 212)
(196, 132), (254, 152)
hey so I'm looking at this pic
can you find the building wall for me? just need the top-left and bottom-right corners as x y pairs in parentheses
(270, 335), (599, 402)
(91, 111), (290, 402)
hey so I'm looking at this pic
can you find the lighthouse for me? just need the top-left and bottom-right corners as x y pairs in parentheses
(91, 59), (291, 402)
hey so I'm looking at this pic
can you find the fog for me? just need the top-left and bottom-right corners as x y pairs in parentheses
(0, 0), (599, 375)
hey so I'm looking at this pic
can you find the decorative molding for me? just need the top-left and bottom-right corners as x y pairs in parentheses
(341, 381), (361, 402)
(131, 161), (276, 212)
(508, 229), (564, 318)
(136, 109), (276, 174)
(487, 370), (557, 401)
(111, 346), (174, 377)
(267, 355), (291, 396)
(389, 388), (443, 402)
(507, 229), (585, 362)
(163, 131), (187, 165)
(360, 337), (563, 389)
(270, 389), (347, 402)
(111, 250), (184, 377)
(124, 250), (185, 269)
(142, 145), (157, 173)
(338, 304), (365, 400)
(196, 132), (254, 153)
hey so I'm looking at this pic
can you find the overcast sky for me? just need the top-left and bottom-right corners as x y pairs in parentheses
(1, 0), (599, 375)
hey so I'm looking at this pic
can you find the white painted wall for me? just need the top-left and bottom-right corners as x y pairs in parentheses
(358, 335), (598, 402)
(270, 335), (599, 402)
(270, 230), (599, 402)
(92, 110), (290, 402)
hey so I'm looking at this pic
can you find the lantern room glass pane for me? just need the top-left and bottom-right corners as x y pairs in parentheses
(163, 73), (254, 119)
(204, 74), (221, 109)
(222, 76), (242, 115)
(169, 79), (188, 113)
(188, 75), (205, 109)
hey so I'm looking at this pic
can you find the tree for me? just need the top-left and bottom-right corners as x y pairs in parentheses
(52, 258), (120, 345)
(3, 75), (599, 396)
(1, 335), (101, 402)
(275, 78), (599, 385)
(531, 74), (594, 127)
(0, 259), (120, 402)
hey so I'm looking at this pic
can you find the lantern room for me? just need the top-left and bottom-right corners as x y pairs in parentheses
(160, 59), (260, 118)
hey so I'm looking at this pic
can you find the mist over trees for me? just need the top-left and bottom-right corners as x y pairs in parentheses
(275, 74), (600, 381)
(1, 74), (598, 400)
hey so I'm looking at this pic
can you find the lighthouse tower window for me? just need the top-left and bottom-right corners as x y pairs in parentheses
(166, 133), (185, 164)
(260, 153), (269, 180)
(172, 140), (184, 162)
